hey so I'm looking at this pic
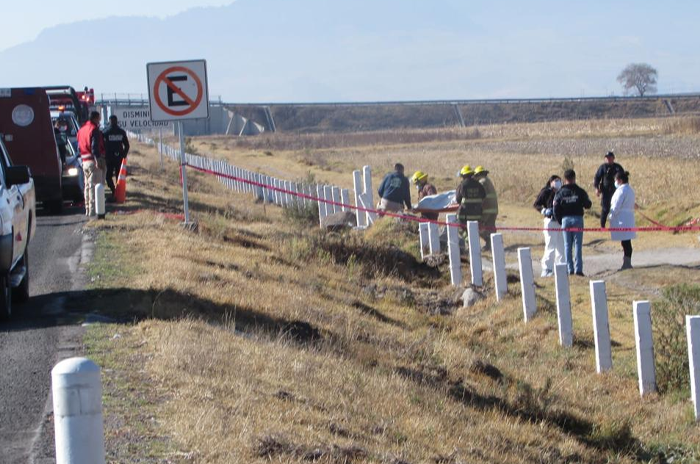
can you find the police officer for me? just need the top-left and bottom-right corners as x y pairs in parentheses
(593, 152), (624, 228)
(103, 115), (130, 199)
(455, 165), (486, 242)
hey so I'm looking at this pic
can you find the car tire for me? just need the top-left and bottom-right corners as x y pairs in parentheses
(0, 273), (11, 321)
(47, 199), (64, 215)
(13, 248), (29, 304)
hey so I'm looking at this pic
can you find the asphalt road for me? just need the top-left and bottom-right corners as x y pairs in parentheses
(0, 205), (90, 464)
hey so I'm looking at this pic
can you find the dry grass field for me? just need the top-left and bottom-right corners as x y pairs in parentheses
(86, 117), (700, 463)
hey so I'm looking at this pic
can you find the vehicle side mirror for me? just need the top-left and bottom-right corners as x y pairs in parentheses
(6, 166), (31, 187)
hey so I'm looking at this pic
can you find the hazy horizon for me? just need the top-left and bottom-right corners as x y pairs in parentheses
(2, 0), (698, 102)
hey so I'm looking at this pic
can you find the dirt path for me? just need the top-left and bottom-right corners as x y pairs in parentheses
(493, 247), (700, 277)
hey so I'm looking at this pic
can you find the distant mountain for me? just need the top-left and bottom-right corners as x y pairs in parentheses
(1, 0), (698, 101)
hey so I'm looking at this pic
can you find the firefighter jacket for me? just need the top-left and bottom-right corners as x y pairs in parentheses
(455, 177), (486, 222)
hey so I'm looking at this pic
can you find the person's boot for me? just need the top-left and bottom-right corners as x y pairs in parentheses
(619, 256), (633, 271)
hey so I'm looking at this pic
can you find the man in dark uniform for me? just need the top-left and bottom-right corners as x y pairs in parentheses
(455, 165), (486, 241)
(102, 115), (130, 199)
(593, 152), (624, 228)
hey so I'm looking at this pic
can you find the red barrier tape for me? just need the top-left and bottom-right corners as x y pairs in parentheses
(185, 163), (700, 234)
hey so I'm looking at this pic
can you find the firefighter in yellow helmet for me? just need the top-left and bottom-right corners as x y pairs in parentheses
(455, 165), (486, 241)
(473, 166), (498, 251)
(410, 171), (439, 220)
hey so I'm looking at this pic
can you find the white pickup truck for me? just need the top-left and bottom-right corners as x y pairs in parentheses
(0, 135), (35, 320)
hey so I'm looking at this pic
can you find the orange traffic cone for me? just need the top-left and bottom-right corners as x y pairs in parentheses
(114, 158), (128, 204)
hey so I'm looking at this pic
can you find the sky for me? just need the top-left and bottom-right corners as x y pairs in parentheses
(1, 0), (698, 102)
(0, 0), (232, 50)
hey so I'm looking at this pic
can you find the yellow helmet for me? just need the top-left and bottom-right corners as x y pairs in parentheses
(411, 170), (428, 184)
(459, 165), (474, 177)
(474, 165), (489, 175)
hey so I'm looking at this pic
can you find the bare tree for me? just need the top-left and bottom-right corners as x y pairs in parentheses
(617, 63), (658, 97)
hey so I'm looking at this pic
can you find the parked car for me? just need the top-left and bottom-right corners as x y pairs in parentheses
(0, 134), (36, 319)
(61, 139), (84, 203)
(0, 88), (63, 213)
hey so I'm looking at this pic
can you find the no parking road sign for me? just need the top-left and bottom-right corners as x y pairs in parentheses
(147, 60), (209, 122)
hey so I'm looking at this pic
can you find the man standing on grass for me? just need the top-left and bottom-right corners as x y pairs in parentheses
(553, 169), (592, 276)
(593, 152), (625, 228)
(473, 166), (498, 251)
(377, 163), (412, 213)
(103, 115), (130, 201)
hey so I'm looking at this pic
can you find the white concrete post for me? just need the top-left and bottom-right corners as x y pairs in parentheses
(467, 221), (483, 287)
(284, 181), (292, 206)
(275, 179), (282, 206)
(317, 185), (327, 227)
(362, 165), (374, 224)
(358, 193), (376, 226)
(332, 186), (342, 214)
(446, 214), (462, 286)
(428, 222), (440, 255)
(634, 301), (657, 396)
(341, 188), (350, 213)
(419, 223), (430, 261)
(353, 170), (367, 227)
(590, 280), (613, 373)
(518, 248), (536, 322)
(323, 186), (333, 216)
(255, 174), (264, 201)
(554, 263), (573, 347)
(95, 184), (105, 219)
(52, 358), (106, 464)
(687, 316), (700, 420)
(491, 233), (507, 302)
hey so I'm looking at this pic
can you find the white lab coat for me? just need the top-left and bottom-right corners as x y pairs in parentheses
(608, 184), (636, 241)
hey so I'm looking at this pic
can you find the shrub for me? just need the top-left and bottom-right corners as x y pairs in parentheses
(653, 284), (700, 393)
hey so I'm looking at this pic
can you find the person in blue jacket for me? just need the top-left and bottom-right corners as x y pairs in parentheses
(377, 163), (412, 213)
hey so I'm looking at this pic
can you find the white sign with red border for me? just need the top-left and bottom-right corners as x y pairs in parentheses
(147, 60), (209, 122)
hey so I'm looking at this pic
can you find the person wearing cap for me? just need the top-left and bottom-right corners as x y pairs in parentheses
(410, 171), (438, 221)
(377, 163), (412, 213)
(473, 166), (498, 251)
(593, 152), (625, 228)
(455, 165), (486, 241)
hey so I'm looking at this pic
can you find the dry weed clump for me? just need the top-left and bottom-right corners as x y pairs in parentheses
(87, 133), (700, 464)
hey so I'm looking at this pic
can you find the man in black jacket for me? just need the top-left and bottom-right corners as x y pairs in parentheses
(553, 169), (592, 276)
(593, 152), (624, 228)
(102, 115), (130, 199)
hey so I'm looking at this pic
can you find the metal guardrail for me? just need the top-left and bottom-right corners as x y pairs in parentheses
(100, 92), (700, 108)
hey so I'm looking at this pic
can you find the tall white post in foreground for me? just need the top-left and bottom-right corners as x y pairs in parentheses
(419, 223), (430, 261)
(467, 221), (483, 287)
(554, 263), (573, 347)
(52, 357), (106, 464)
(518, 247), (536, 322)
(428, 222), (440, 255)
(362, 165), (374, 224)
(687, 316), (700, 420)
(352, 170), (367, 227)
(491, 233), (507, 302)
(446, 214), (462, 286)
(590, 280), (613, 373)
(633, 301), (657, 396)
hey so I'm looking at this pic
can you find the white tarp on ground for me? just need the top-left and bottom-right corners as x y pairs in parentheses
(416, 190), (457, 211)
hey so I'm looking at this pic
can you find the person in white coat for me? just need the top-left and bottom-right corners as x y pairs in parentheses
(608, 171), (636, 270)
(533, 175), (564, 277)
